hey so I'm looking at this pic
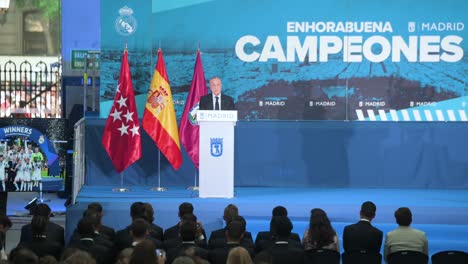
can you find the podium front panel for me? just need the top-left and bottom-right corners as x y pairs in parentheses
(199, 120), (235, 198)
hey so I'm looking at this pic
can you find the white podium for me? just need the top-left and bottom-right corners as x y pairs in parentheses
(197, 110), (237, 198)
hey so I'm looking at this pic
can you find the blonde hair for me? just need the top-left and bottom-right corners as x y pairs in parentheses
(226, 247), (253, 264)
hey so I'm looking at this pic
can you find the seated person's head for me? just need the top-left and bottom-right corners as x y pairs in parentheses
(360, 201), (377, 220)
(179, 220), (197, 242)
(33, 204), (51, 218)
(272, 206), (288, 217)
(87, 202), (103, 215)
(77, 218), (95, 237)
(130, 218), (149, 239)
(226, 220), (244, 242)
(8, 246), (39, 264)
(226, 246), (252, 264)
(272, 216), (293, 239)
(223, 204), (239, 224)
(394, 207), (412, 226)
(178, 202), (194, 218)
(83, 210), (102, 229)
(231, 215), (247, 232)
(129, 240), (157, 264)
(130, 202), (145, 220)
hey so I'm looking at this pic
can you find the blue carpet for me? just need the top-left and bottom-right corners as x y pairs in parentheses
(67, 186), (468, 259)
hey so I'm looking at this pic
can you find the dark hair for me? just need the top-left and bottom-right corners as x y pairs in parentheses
(33, 204), (51, 217)
(179, 202), (194, 217)
(9, 246), (39, 264)
(143, 203), (155, 223)
(77, 218), (95, 237)
(308, 208), (335, 248)
(31, 216), (48, 237)
(394, 207), (412, 226)
(87, 202), (103, 213)
(38, 255), (59, 264)
(254, 251), (273, 264)
(83, 210), (102, 227)
(129, 240), (157, 264)
(272, 216), (293, 238)
(0, 214), (12, 229)
(272, 206), (288, 217)
(360, 201), (377, 218)
(231, 215), (247, 232)
(179, 220), (197, 241)
(130, 218), (148, 238)
(226, 220), (243, 241)
(223, 204), (239, 224)
(130, 202), (146, 220)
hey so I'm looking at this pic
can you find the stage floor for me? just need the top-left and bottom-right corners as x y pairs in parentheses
(66, 186), (468, 257)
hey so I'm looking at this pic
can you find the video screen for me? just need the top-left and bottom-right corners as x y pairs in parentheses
(0, 119), (68, 192)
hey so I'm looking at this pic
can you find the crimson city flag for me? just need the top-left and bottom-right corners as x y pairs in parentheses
(102, 49), (142, 173)
(179, 51), (207, 168)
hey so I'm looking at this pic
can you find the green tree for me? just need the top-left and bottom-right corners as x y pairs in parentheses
(15, 0), (60, 55)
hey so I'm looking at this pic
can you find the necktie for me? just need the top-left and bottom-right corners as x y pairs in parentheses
(215, 96), (220, 110)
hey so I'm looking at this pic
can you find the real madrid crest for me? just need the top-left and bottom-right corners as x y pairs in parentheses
(115, 6), (138, 36)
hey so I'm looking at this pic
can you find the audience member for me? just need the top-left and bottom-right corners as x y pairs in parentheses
(209, 204), (239, 245)
(163, 213), (207, 250)
(86, 203), (116, 241)
(19, 204), (65, 246)
(172, 256), (196, 264)
(384, 207), (429, 261)
(0, 214), (12, 261)
(260, 216), (304, 264)
(166, 220), (209, 264)
(226, 246), (253, 264)
(164, 202), (196, 240)
(67, 218), (114, 264)
(129, 239), (164, 264)
(255, 206), (301, 252)
(302, 208), (339, 251)
(38, 255), (59, 264)
(61, 250), (96, 264)
(115, 202), (162, 252)
(19, 216), (63, 260)
(209, 220), (254, 264)
(143, 203), (164, 241)
(115, 248), (133, 264)
(343, 201), (383, 253)
(8, 246), (39, 264)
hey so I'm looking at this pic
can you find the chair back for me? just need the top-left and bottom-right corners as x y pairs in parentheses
(387, 250), (428, 264)
(304, 249), (340, 264)
(431, 250), (468, 264)
(342, 250), (382, 264)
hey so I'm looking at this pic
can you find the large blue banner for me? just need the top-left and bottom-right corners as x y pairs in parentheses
(100, 0), (467, 121)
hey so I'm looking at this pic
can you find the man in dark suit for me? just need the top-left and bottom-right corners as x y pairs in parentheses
(209, 215), (254, 250)
(166, 220), (209, 264)
(87, 202), (116, 241)
(260, 216), (304, 264)
(199, 77), (235, 110)
(255, 206), (301, 252)
(19, 203), (65, 247)
(342, 201), (383, 253)
(209, 220), (254, 264)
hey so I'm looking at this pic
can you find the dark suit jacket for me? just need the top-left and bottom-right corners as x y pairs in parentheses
(208, 228), (253, 249)
(99, 225), (116, 241)
(163, 223), (207, 248)
(20, 237), (63, 260)
(343, 220), (383, 253)
(20, 221), (65, 246)
(114, 225), (162, 252)
(255, 231), (301, 251)
(199, 94), (235, 110)
(261, 242), (304, 264)
(209, 242), (255, 264)
(256, 237), (303, 253)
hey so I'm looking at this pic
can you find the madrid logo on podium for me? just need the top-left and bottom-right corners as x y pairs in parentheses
(210, 138), (223, 157)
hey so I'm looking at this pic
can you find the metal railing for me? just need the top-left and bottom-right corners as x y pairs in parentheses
(0, 60), (61, 118)
(72, 118), (85, 204)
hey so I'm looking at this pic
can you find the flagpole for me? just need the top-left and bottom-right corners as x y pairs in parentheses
(112, 171), (129, 192)
(186, 168), (199, 191)
(151, 150), (167, 191)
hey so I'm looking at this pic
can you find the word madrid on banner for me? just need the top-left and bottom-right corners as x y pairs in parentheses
(235, 21), (464, 63)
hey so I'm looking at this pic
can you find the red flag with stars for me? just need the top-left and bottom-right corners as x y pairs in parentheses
(102, 49), (142, 173)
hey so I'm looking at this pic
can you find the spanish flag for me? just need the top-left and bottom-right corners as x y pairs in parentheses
(142, 49), (182, 170)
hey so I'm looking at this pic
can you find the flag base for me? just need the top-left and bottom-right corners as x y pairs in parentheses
(112, 187), (130, 192)
(151, 187), (168, 192)
(186, 186), (199, 191)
